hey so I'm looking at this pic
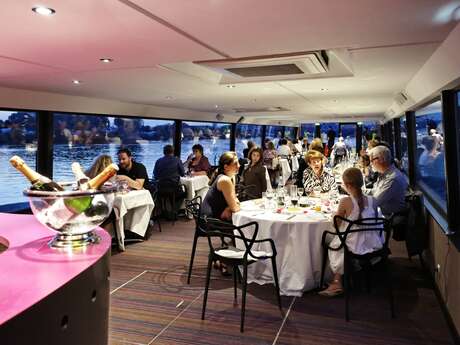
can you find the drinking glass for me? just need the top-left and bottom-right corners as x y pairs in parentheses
(291, 196), (299, 207)
(289, 185), (297, 198)
(297, 187), (304, 197)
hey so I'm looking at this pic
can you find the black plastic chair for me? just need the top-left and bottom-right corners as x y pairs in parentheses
(185, 196), (206, 284)
(320, 215), (394, 321)
(201, 218), (282, 332)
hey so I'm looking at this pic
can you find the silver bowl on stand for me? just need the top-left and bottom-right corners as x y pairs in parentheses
(24, 184), (116, 248)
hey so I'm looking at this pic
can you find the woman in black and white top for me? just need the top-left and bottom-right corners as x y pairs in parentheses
(303, 150), (338, 195)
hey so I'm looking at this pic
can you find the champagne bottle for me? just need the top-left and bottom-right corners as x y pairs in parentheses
(9, 156), (64, 191)
(64, 163), (118, 215)
(71, 162), (89, 186)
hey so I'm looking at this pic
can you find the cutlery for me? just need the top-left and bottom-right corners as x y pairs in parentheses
(286, 214), (296, 220)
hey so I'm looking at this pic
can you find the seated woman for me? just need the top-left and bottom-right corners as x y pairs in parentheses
(202, 152), (241, 276)
(185, 144), (211, 176)
(85, 154), (113, 178)
(319, 167), (384, 296)
(263, 141), (279, 187)
(357, 154), (378, 188)
(202, 151), (240, 221)
(241, 147), (267, 199)
(303, 150), (337, 195)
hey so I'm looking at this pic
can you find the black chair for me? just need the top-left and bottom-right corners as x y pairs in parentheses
(320, 215), (394, 321)
(201, 218), (282, 332)
(156, 182), (186, 223)
(185, 196), (206, 284)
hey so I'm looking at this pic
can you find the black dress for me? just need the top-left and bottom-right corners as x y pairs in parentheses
(202, 175), (229, 219)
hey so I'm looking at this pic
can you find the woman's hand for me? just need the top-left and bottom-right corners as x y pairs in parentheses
(220, 207), (233, 220)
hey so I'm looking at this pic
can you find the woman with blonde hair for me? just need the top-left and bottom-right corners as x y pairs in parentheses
(85, 154), (113, 178)
(309, 138), (324, 154)
(319, 167), (384, 297)
(302, 150), (337, 195)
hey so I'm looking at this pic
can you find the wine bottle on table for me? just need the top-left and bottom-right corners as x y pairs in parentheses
(9, 156), (64, 191)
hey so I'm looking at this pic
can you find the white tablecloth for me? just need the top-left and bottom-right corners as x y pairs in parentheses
(180, 175), (210, 208)
(232, 199), (333, 296)
(113, 189), (154, 251)
(279, 159), (292, 185)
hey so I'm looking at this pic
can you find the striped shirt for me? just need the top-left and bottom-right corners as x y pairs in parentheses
(303, 167), (338, 194)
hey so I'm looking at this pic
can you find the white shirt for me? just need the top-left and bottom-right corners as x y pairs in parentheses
(277, 145), (291, 157)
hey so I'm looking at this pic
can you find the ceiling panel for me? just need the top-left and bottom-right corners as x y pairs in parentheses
(133, 0), (456, 57)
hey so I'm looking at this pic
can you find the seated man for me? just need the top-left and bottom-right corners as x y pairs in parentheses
(367, 145), (408, 217)
(152, 145), (186, 218)
(116, 148), (149, 190)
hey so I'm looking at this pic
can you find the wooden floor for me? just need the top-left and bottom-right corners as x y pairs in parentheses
(109, 218), (456, 345)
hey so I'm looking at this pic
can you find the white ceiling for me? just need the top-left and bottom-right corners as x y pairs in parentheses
(0, 0), (458, 124)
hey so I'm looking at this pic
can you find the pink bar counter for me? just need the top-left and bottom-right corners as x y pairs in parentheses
(0, 213), (111, 345)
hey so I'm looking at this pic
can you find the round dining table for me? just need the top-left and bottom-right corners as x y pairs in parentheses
(232, 198), (335, 296)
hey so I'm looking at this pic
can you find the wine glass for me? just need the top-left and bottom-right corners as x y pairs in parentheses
(291, 195), (299, 208)
(297, 187), (304, 198)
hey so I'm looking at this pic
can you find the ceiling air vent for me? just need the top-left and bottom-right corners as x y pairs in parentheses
(196, 51), (329, 79)
(232, 106), (289, 113)
(395, 92), (409, 106)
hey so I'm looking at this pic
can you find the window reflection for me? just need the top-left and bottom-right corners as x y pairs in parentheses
(414, 101), (446, 208)
(53, 113), (175, 181)
(300, 123), (315, 142)
(235, 124), (262, 158)
(321, 123), (339, 155)
(0, 110), (37, 204)
(400, 117), (409, 174)
(284, 127), (296, 140)
(181, 121), (230, 165)
(339, 124), (357, 154)
(266, 125), (283, 147)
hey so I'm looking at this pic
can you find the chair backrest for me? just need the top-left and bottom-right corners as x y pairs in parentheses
(204, 218), (262, 261)
(185, 196), (205, 230)
(332, 215), (391, 252)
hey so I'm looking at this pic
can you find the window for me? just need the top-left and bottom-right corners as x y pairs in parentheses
(300, 123), (315, 142)
(181, 121), (231, 165)
(235, 124), (262, 158)
(0, 110), (37, 204)
(414, 101), (446, 209)
(362, 121), (380, 146)
(339, 123), (357, 155)
(266, 125), (283, 146)
(52, 113), (175, 181)
(400, 117), (409, 174)
(321, 123), (339, 149)
(284, 126), (296, 140)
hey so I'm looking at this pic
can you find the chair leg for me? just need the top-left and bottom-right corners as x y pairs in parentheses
(271, 257), (282, 310)
(320, 246), (328, 289)
(187, 233), (199, 284)
(157, 218), (162, 232)
(385, 259), (395, 318)
(201, 254), (213, 321)
(240, 264), (248, 333)
(344, 255), (350, 321)
(233, 265), (238, 302)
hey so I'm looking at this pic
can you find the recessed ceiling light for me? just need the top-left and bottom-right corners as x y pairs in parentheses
(32, 6), (55, 16)
(332, 99), (338, 102)
(321, 88), (328, 91)
(72, 80), (81, 85)
(100, 58), (113, 63)
(165, 96), (173, 100)
(215, 105), (219, 108)
(226, 85), (236, 88)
